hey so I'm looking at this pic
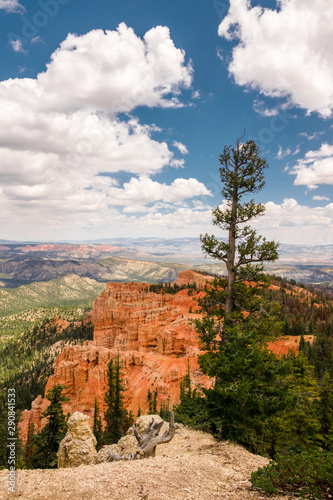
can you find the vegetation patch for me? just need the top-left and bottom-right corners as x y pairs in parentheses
(0, 310), (93, 413)
(250, 450), (333, 499)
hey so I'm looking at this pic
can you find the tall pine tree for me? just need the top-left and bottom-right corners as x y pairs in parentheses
(93, 398), (103, 450)
(104, 354), (127, 444)
(199, 136), (279, 343)
(185, 137), (311, 456)
(30, 384), (69, 468)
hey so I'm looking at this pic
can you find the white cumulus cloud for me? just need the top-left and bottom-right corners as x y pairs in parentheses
(290, 143), (333, 189)
(107, 177), (211, 206)
(0, 0), (24, 13)
(0, 24), (214, 241)
(219, 0), (333, 117)
(252, 198), (333, 245)
(35, 23), (193, 114)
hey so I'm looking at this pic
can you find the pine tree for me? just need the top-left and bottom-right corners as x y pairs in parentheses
(30, 384), (69, 468)
(92, 398), (103, 450)
(185, 137), (308, 456)
(127, 410), (134, 429)
(104, 354), (126, 444)
(159, 398), (171, 421)
(199, 136), (279, 342)
(319, 371), (333, 450)
(299, 333), (306, 352)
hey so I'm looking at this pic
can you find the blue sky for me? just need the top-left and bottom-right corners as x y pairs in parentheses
(0, 0), (332, 244)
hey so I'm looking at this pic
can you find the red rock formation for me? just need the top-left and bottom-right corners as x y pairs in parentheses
(267, 335), (314, 357)
(172, 270), (215, 287)
(92, 282), (203, 353)
(20, 271), (213, 440)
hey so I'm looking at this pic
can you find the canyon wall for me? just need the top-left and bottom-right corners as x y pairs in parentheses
(20, 271), (214, 439)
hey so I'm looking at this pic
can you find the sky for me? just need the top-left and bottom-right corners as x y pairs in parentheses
(0, 0), (332, 245)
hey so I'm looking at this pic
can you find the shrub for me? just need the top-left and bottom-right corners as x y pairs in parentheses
(250, 450), (333, 499)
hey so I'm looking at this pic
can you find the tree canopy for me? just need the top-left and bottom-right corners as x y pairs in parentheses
(200, 137), (279, 341)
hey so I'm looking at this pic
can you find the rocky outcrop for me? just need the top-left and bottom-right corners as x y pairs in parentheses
(93, 444), (122, 464)
(267, 334), (314, 356)
(94, 414), (170, 464)
(173, 270), (215, 287)
(57, 412), (97, 468)
(19, 271), (213, 440)
(128, 414), (168, 436)
(92, 280), (204, 352)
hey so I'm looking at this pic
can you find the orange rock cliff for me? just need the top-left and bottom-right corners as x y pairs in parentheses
(20, 271), (214, 439)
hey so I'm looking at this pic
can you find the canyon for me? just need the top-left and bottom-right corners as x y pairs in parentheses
(19, 270), (312, 440)
(19, 271), (214, 439)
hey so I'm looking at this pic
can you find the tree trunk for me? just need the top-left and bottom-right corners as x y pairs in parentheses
(130, 412), (176, 460)
(225, 158), (239, 323)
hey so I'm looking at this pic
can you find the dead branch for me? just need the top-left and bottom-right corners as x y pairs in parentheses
(130, 412), (176, 459)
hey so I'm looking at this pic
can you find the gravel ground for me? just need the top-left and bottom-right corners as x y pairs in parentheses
(0, 426), (296, 499)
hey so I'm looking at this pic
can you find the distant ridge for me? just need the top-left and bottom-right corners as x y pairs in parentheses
(0, 275), (106, 316)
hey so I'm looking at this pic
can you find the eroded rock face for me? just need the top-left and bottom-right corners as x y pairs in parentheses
(57, 411), (97, 468)
(92, 275), (206, 353)
(20, 271), (214, 441)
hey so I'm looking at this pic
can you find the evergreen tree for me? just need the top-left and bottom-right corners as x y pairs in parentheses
(199, 136), (279, 341)
(159, 398), (171, 421)
(148, 389), (158, 414)
(299, 333), (306, 351)
(319, 371), (333, 450)
(92, 398), (103, 450)
(104, 354), (127, 444)
(127, 410), (134, 429)
(178, 138), (315, 456)
(30, 384), (69, 468)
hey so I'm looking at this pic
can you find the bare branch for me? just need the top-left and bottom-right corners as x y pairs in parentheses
(132, 424), (142, 443)
(130, 412), (176, 459)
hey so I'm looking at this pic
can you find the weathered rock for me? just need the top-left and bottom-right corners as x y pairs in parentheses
(93, 444), (122, 464)
(128, 414), (168, 436)
(57, 412), (97, 468)
(94, 415), (171, 464)
(20, 395), (48, 439)
(117, 435), (137, 457)
(267, 334), (314, 356)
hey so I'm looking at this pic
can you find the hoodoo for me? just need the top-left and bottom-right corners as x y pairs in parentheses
(19, 271), (214, 440)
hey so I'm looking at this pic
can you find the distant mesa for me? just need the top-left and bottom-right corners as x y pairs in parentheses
(18, 244), (123, 253)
